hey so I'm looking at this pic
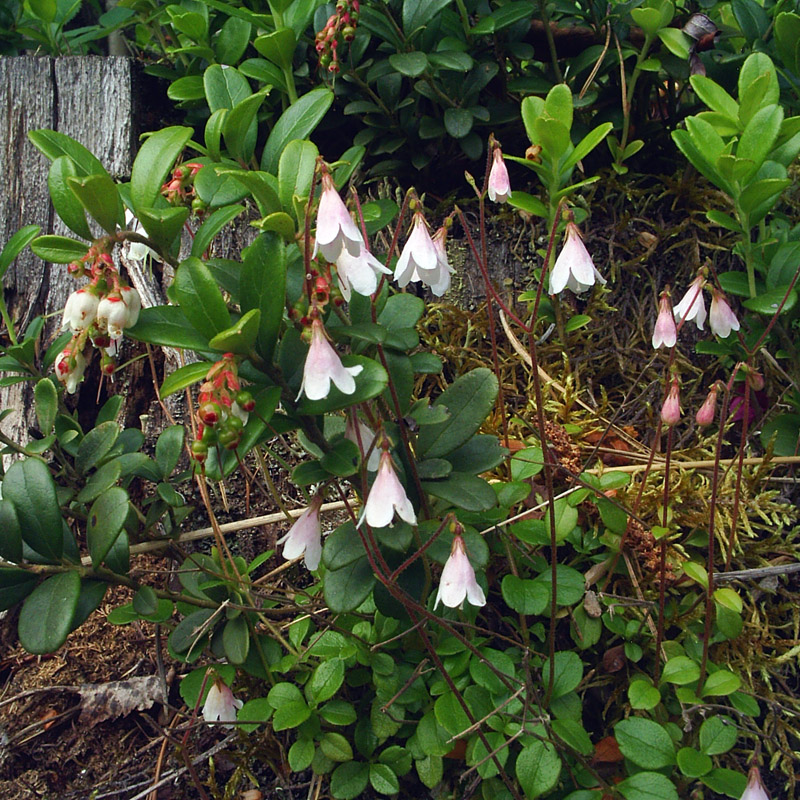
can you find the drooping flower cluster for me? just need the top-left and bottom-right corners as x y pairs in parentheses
(190, 354), (255, 465)
(56, 244), (141, 394)
(161, 161), (204, 212)
(670, 273), (740, 339)
(314, 0), (360, 74)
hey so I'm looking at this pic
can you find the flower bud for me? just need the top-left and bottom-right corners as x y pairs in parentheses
(661, 377), (681, 426)
(198, 401), (223, 426)
(695, 384), (718, 426)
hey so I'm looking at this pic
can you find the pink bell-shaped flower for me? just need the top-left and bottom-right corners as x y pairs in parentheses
(425, 226), (454, 297)
(549, 222), (606, 295)
(361, 450), (417, 528)
(394, 212), (438, 289)
(202, 678), (243, 726)
(313, 172), (363, 262)
(55, 345), (87, 394)
(652, 291), (677, 349)
(62, 288), (99, 332)
(297, 318), (363, 401)
(740, 766), (769, 800)
(709, 288), (740, 338)
(335, 248), (391, 301)
(661, 376), (681, 426)
(487, 147), (511, 203)
(278, 495), (324, 570)
(435, 534), (486, 610)
(673, 275), (707, 330)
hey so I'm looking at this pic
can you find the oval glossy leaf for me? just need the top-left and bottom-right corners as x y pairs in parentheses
(241, 232), (286, 362)
(208, 308), (261, 354)
(160, 361), (212, 399)
(614, 717), (675, 769)
(30, 235), (89, 263)
(67, 173), (123, 234)
(18, 571), (81, 654)
(261, 87), (333, 174)
(516, 739), (562, 799)
(48, 157), (92, 239)
(223, 615), (250, 664)
(75, 421), (120, 474)
(0, 500), (23, 563)
(0, 567), (38, 611)
(3, 457), (62, 562)
(417, 368), (498, 458)
(131, 127), (193, 211)
(127, 305), (211, 352)
(173, 256), (231, 338)
(87, 487), (130, 568)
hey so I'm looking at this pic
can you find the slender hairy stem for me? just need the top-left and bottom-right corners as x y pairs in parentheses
(653, 424), (673, 683)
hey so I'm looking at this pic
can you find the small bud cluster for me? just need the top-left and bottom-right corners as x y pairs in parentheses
(57, 243), (141, 394)
(315, 0), (360, 74)
(191, 354), (255, 465)
(161, 162), (205, 213)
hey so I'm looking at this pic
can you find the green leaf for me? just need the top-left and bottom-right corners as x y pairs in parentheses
(320, 699), (357, 726)
(330, 761), (369, 800)
(324, 558), (376, 613)
(660, 656), (699, 685)
(516, 739), (562, 799)
(415, 754), (443, 789)
(87, 487), (129, 568)
(416, 368), (498, 458)
(218, 170), (281, 216)
(191, 204), (245, 258)
(278, 139), (318, 215)
(34, 378), (58, 434)
(700, 769), (747, 798)
(18, 571), (80, 654)
(0, 501), (23, 563)
(223, 615), (250, 664)
(253, 27), (295, 68)
(760, 413), (800, 456)
(0, 567), (38, 611)
(28, 129), (109, 179)
(130, 127), (193, 212)
(501, 574), (548, 615)
(75, 421), (120, 474)
(306, 658), (344, 706)
(135, 205), (189, 251)
(321, 732), (354, 762)
(269, 686), (311, 730)
(701, 669), (740, 697)
(160, 362), (211, 399)
(204, 64), (251, 111)
(48, 158), (92, 239)
(262, 87), (333, 174)
(370, 763), (399, 795)
(224, 91), (267, 163)
(66, 173), (123, 234)
(508, 190), (548, 217)
(320, 439), (361, 477)
(562, 123), (613, 172)
(237, 697), (273, 733)
(699, 715), (738, 755)
(403, 0), (453, 33)
(443, 108), (473, 139)
(628, 679), (662, 710)
(552, 719), (593, 755)
(618, 772), (679, 800)
(288, 738), (315, 770)
(208, 308), (262, 355)
(736, 105), (783, 181)
(690, 75), (739, 120)
(3, 458), (62, 562)
(173, 256), (231, 338)
(742, 287), (796, 316)
(614, 718), (675, 769)
(241, 232), (286, 362)
(30, 235), (89, 263)
(543, 651), (583, 700)
(128, 305), (210, 352)
(422, 472), (497, 511)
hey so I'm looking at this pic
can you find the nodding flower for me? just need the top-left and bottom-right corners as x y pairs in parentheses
(360, 450), (416, 529)
(673, 275), (707, 331)
(487, 147), (511, 203)
(277, 495), (324, 571)
(652, 291), (677, 349)
(313, 171), (363, 262)
(709, 288), (740, 338)
(549, 222), (606, 296)
(660, 376), (681, 426)
(297, 317), (363, 401)
(435, 534), (486, 610)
